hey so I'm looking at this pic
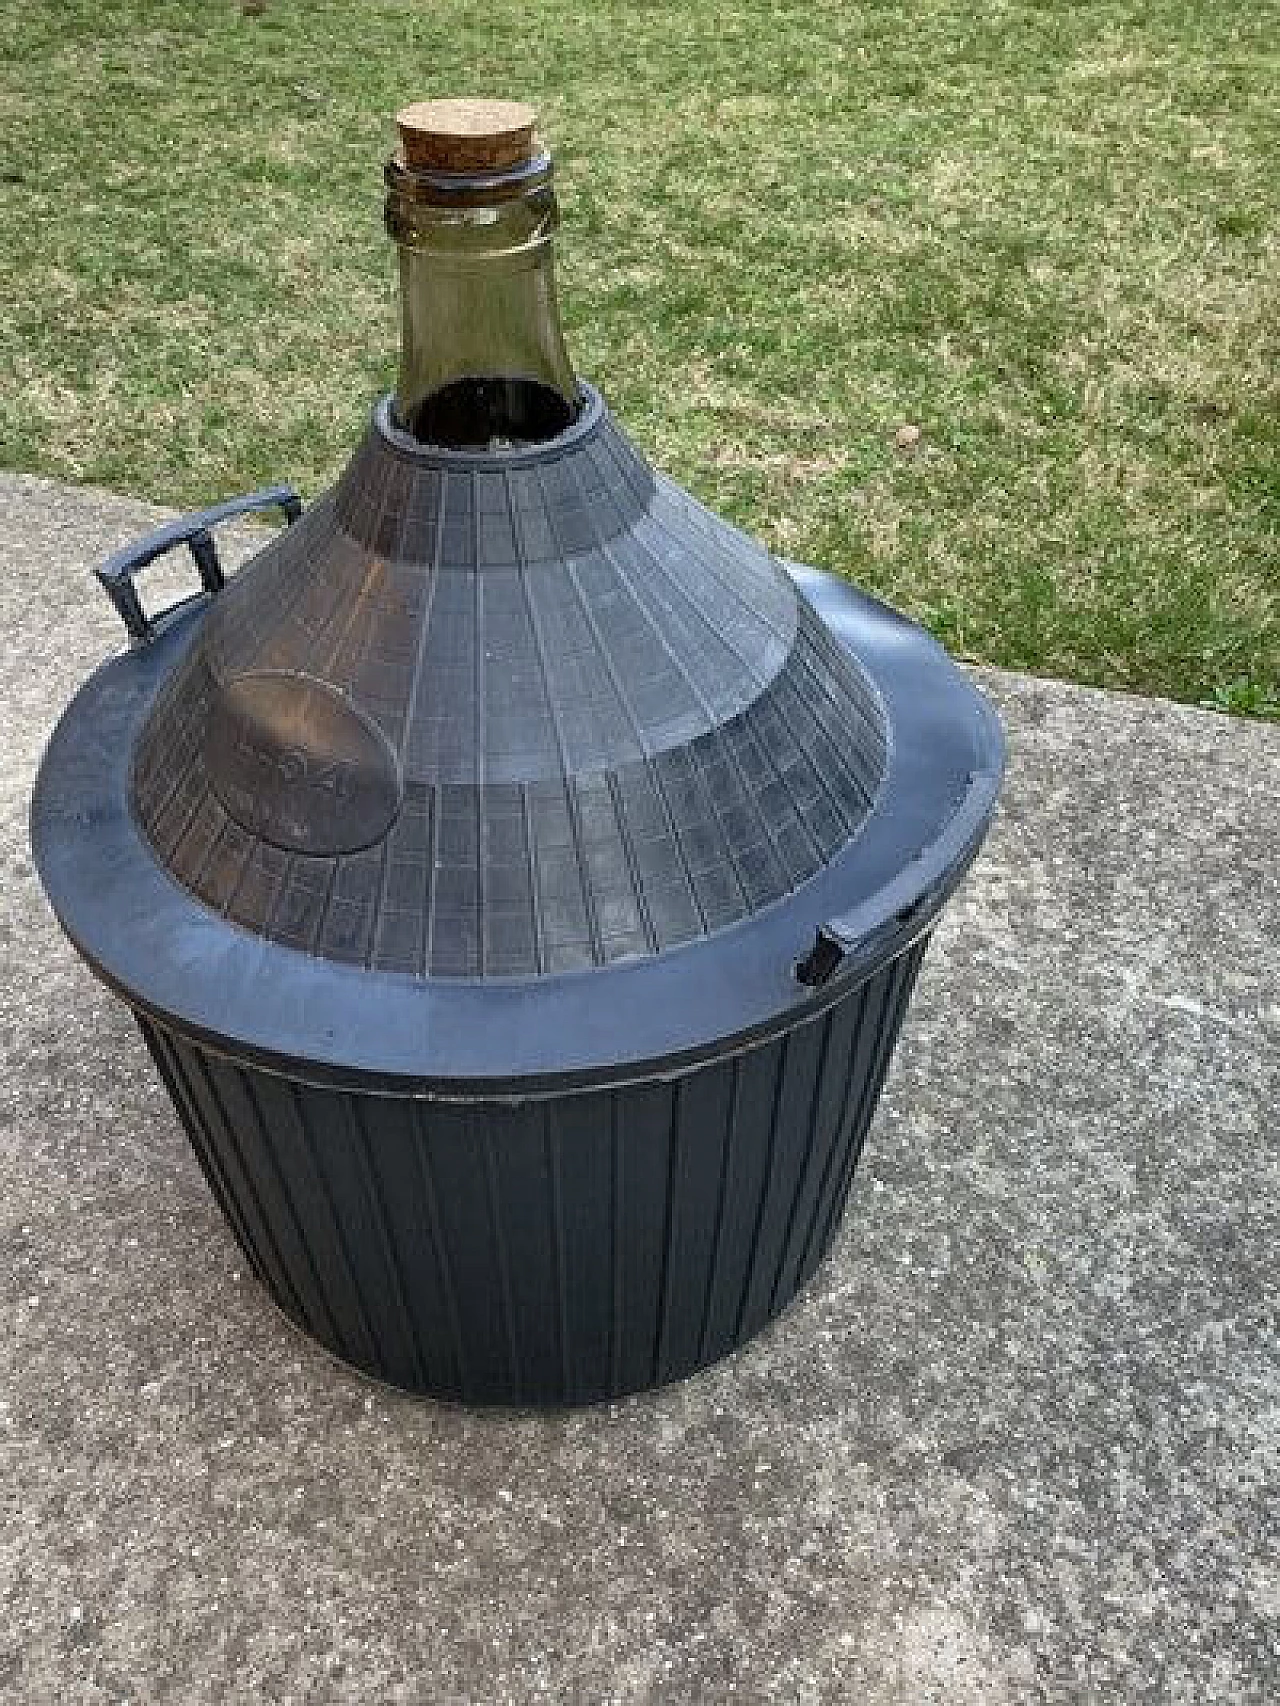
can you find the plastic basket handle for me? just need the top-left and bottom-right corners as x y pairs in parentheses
(96, 485), (303, 643)
(794, 766), (1000, 989)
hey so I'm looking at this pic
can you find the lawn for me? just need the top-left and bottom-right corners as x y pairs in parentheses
(1, 0), (1276, 710)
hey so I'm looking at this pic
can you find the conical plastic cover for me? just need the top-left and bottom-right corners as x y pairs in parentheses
(130, 389), (888, 979)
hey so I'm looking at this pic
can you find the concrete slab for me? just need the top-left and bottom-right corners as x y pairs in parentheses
(1, 470), (1276, 1704)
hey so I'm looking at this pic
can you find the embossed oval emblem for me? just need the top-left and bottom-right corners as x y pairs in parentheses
(206, 671), (403, 856)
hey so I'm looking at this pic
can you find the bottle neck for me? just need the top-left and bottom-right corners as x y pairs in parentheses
(385, 152), (579, 448)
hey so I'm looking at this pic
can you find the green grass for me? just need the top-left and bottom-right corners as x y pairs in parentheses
(2, 0), (1277, 708)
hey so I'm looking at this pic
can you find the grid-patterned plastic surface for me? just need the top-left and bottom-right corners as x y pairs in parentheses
(132, 400), (888, 978)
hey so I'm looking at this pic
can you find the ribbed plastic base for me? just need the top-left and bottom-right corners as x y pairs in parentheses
(136, 940), (926, 1405)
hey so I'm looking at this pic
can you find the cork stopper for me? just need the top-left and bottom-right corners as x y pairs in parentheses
(395, 98), (539, 175)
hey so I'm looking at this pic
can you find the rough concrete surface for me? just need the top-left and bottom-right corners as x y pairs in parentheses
(0, 470), (1276, 1704)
